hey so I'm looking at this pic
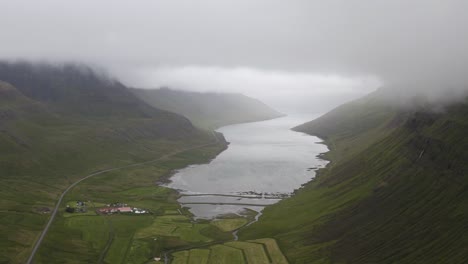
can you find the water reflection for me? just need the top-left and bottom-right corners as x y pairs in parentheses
(166, 114), (328, 219)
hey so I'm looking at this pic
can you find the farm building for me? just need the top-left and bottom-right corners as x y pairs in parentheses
(117, 207), (132, 213)
(98, 207), (117, 214)
(97, 204), (148, 214)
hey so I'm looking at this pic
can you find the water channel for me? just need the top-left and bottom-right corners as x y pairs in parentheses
(167, 114), (328, 219)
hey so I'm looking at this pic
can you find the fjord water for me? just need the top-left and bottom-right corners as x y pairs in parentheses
(167, 115), (328, 219)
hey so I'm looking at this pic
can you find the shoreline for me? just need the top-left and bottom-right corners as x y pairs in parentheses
(157, 116), (285, 217)
(163, 117), (330, 224)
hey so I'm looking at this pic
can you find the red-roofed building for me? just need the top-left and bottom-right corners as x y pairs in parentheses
(118, 207), (132, 213)
(98, 207), (117, 214)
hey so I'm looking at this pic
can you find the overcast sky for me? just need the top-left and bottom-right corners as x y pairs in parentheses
(1, 0), (467, 112)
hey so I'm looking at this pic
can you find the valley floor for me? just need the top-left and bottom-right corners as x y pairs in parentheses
(24, 133), (287, 264)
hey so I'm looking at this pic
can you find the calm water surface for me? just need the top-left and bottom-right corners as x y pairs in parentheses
(166, 114), (328, 219)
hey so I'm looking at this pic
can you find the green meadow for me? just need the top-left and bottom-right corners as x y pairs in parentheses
(0, 62), (289, 264)
(211, 218), (248, 232)
(168, 238), (288, 264)
(33, 143), (232, 264)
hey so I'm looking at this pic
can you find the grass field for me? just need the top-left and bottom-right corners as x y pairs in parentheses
(225, 241), (270, 264)
(169, 237), (289, 264)
(135, 215), (212, 243)
(248, 239), (288, 264)
(211, 218), (248, 232)
(0, 125), (220, 264)
(29, 141), (229, 263)
(172, 251), (189, 264)
(209, 245), (245, 264)
(188, 249), (210, 264)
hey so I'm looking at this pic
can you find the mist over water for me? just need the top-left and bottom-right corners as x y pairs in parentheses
(167, 115), (328, 219)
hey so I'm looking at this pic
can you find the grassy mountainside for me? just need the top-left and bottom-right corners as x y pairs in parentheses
(132, 87), (283, 129)
(240, 90), (468, 263)
(0, 62), (191, 120)
(0, 62), (227, 263)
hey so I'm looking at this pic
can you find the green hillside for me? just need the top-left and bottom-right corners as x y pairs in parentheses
(132, 88), (283, 129)
(240, 90), (468, 263)
(0, 62), (227, 263)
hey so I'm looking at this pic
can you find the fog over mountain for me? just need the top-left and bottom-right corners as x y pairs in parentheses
(1, 0), (467, 112)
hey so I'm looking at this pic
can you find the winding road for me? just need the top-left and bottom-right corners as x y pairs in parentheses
(26, 132), (221, 264)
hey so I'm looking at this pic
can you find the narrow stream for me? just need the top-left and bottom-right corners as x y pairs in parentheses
(232, 210), (263, 241)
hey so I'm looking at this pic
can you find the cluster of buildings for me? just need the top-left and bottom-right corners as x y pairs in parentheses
(97, 203), (148, 215)
(98, 206), (132, 214)
(65, 200), (87, 213)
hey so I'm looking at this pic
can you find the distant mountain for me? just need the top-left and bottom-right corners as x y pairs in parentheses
(132, 87), (283, 129)
(0, 62), (224, 263)
(240, 89), (468, 263)
(0, 62), (186, 119)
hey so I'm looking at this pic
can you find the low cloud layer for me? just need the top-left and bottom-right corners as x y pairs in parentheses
(1, 0), (467, 111)
(117, 66), (379, 112)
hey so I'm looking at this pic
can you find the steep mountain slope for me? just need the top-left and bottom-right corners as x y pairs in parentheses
(240, 90), (468, 263)
(132, 87), (283, 129)
(0, 62), (225, 263)
(0, 62), (191, 120)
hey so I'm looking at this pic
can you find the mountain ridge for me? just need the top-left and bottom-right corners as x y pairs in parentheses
(0, 62), (227, 263)
(132, 87), (284, 129)
(240, 90), (468, 263)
